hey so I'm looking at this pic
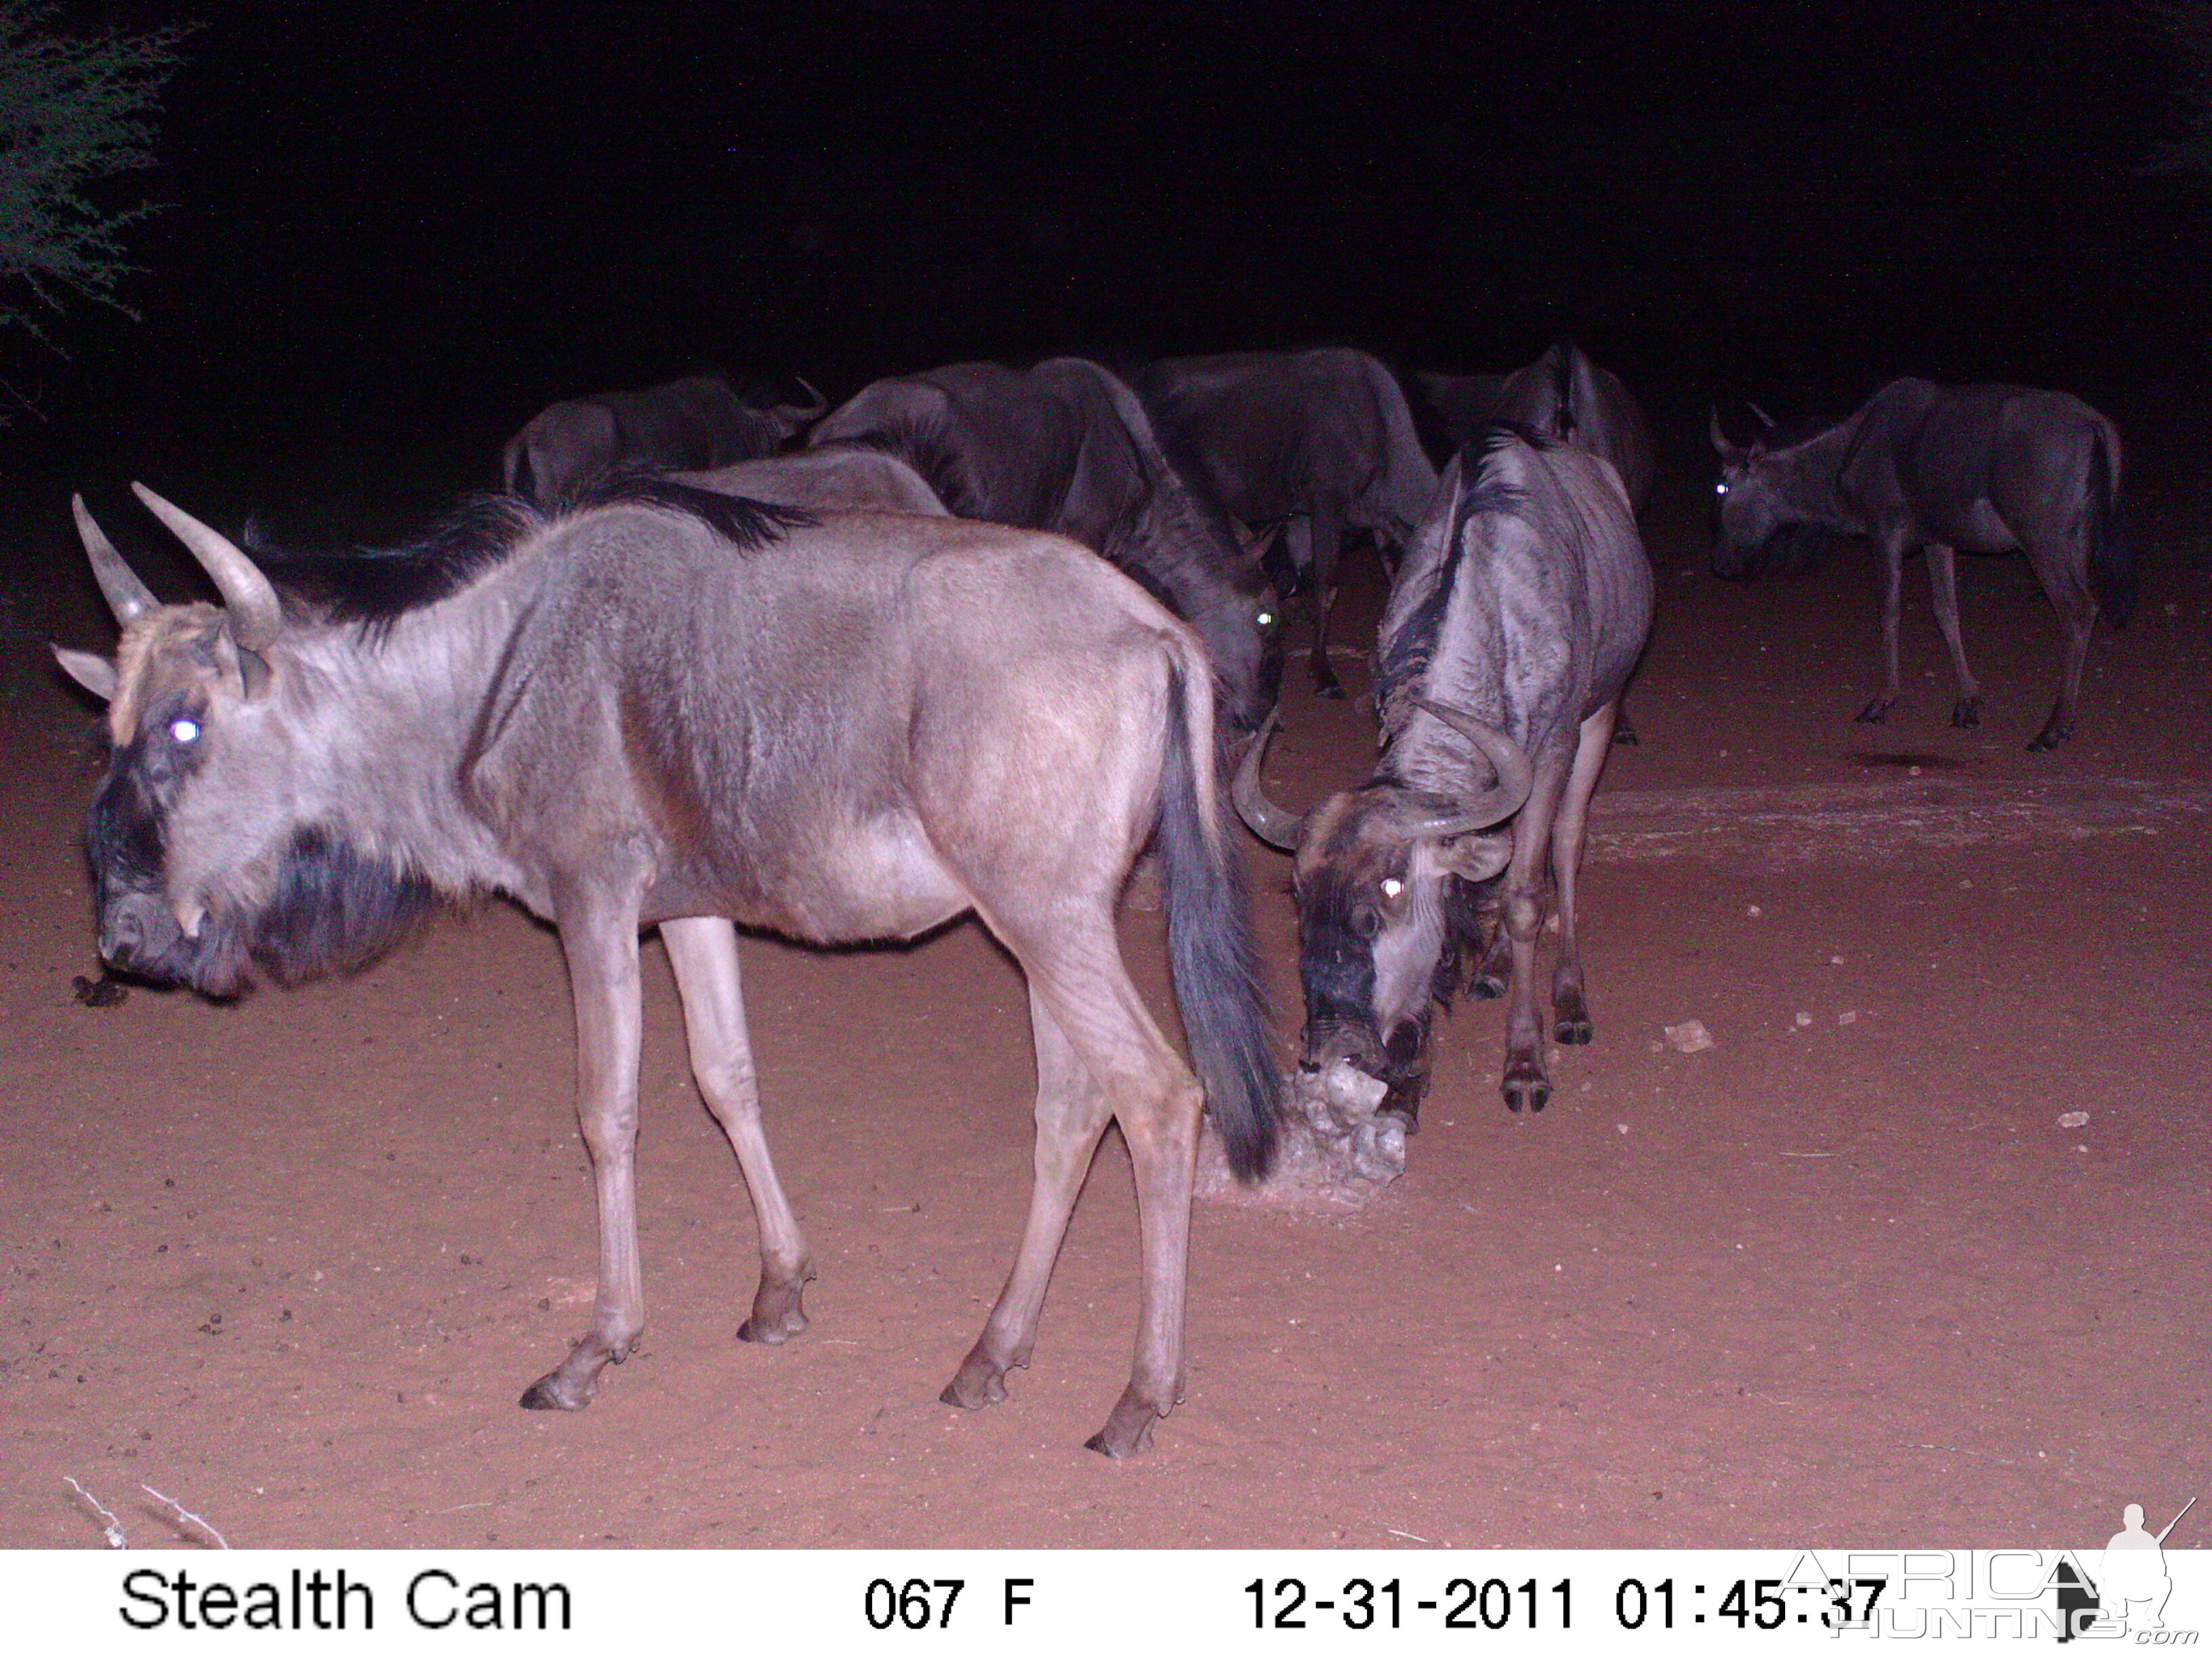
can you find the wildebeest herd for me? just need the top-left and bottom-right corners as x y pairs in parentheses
(50, 344), (2131, 1456)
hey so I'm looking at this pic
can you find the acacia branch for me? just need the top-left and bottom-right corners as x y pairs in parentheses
(0, 2), (186, 337)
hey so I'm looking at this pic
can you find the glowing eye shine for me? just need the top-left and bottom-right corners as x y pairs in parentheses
(1380, 878), (1403, 899)
(169, 718), (201, 745)
(1256, 610), (1273, 627)
(1715, 480), (1729, 495)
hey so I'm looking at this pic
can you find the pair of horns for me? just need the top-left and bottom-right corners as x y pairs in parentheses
(75, 485), (283, 649)
(1231, 699), (1534, 852)
(1708, 403), (1779, 454)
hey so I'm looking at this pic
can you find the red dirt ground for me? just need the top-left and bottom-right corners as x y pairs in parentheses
(3, 441), (2207, 1551)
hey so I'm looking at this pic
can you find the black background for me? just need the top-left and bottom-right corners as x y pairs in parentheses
(12, 1), (2209, 518)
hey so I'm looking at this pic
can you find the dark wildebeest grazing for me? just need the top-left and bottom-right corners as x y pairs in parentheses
(1131, 348), (1440, 701)
(1234, 428), (1652, 1119)
(672, 445), (950, 516)
(808, 358), (1282, 741)
(1417, 340), (1656, 514)
(501, 373), (827, 504)
(54, 478), (1279, 1457)
(1710, 378), (2133, 751)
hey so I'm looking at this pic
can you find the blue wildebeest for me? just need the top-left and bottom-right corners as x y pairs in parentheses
(54, 478), (1280, 1457)
(672, 445), (950, 516)
(501, 373), (827, 504)
(1710, 378), (2133, 751)
(1233, 428), (1652, 1119)
(1130, 348), (1440, 701)
(1417, 340), (1656, 514)
(808, 358), (1282, 741)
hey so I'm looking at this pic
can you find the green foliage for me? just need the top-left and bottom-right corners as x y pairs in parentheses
(0, 2), (184, 337)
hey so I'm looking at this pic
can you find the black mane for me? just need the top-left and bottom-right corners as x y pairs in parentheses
(573, 473), (817, 548)
(1372, 425), (1535, 727)
(253, 493), (543, 636)
(253, 477), (813, 640)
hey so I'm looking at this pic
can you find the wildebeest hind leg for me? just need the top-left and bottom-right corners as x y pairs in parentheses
(941, 990), (1111, 1412)
(1549, 704), (1617, 1044)
(2028, 556), (2096, 752)
(521, 889), (648, 1410)
(661, 917), (814, 1345)
(1926, 545), (1982, 728)
(1002, 930), (1201, 1457)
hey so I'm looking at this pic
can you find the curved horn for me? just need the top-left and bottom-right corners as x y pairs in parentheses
(1409, 697), (1534, 832)
(1229, 706), (1307, 851)
(73, 494), (157, 626)
(131, 483), (284, 649)
(1389, 791), (1499, 842)
(1708, 405), (1736, 454)
(1747, 400), (1778, 432)
(786, 375), (829, 419)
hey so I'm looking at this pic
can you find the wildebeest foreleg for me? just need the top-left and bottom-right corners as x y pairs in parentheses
(2028, 558), (2096, 752)
(1468, 899), (1511, 1000)
(521, 891), (647, 1411)
(1857, 532), (1909, 724)
(1549, 703), (1618, 1045)
(1498, 760), (1569, 1113)
(661, 917), (814, 1345)
(1305, 506), (1348, 699)
(941, 992), (1112, 1412)
(1926, 544), (1983, 728)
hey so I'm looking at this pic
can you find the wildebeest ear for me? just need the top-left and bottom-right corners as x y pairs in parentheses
(212, 623), (274, 701)
(52, 644), (119, 703)
(1422, 829), (1513, 884)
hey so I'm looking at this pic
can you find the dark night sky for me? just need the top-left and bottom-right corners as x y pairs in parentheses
(19, 1), (2212, 493)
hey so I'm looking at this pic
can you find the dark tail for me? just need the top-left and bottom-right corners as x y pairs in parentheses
(1549, 337), (1579, 443)
(1160, 662), (1281, 1181)
(2086, 429), (2134, 629)
(504, 438), (541, 507)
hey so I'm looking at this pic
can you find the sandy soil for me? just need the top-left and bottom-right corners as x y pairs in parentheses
(3, 436), (2207, 1551)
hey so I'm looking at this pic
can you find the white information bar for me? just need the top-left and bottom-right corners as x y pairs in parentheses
(3, 1549), (2205, 1652)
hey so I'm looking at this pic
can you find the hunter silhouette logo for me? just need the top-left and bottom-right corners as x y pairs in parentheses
(2057, 1496), (2197, 1642)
